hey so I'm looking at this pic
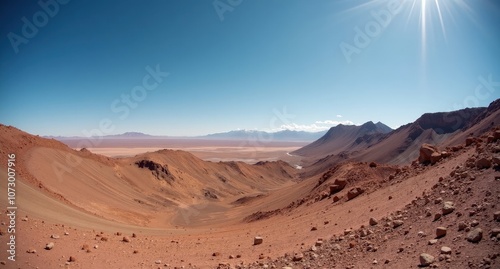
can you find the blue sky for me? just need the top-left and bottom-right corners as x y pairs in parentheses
(0, 0), (499, 136)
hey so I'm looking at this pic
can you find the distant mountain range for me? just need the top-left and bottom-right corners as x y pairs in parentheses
(203, 129), (327, 142)
(45, 129), (328, 142)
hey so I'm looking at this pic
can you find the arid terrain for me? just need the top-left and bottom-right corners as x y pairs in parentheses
(1, 99), (499, 269)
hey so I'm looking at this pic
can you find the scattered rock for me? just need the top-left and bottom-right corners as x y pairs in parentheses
(419, 144), (439, 164)
(26, 249), (36, 254)
(393, 220), (404, 228)
(254, 236), (263, 245)
(347, 187), (364, 200)
(458, 222), (467, 231)
(419, 253), (435, 267)
(212, 252), (221, 257)
(442, 201), (455, 215)
(68, 256), (76, 263)
(369, 217), (378, 226)
(436, 227), (447, 238)
(45, 242), (54, 250)
(440, 246), (452, 255)
(428, 239), (438, 245)
(494, 211), (500, 221)
(490, 228), (500, 237)
(50, 234), (60, 239)
(466, 228), (483, 243)
(466, 137), (474, 146)
(292, 253), (304, 261)
(430, 152), (442, 164)
(122, 236), (130, 243)
(476, 157), (492, 169)
(155, 260), (162, 264)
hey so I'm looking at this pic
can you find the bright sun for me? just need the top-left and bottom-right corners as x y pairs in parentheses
(408, 0), (473, 58)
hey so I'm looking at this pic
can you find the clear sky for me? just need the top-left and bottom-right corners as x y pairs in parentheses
(1, 0), (499, 136)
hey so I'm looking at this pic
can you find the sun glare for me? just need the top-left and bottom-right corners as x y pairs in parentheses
(408, 0), (475, 60)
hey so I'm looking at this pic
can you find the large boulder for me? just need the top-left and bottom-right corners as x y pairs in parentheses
(347, 187), (364, 200)
(329, 178), (347, 194)
(419, 144), (440, 164)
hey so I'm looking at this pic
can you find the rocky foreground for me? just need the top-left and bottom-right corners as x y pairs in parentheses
(213, 129), (500, 269)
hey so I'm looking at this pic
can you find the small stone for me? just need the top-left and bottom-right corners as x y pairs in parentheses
(315, 240), (323, 246)
(310, 226), (317, 231)
(441, 246), (452, 255)
(229, 255), (235, 259)
(458, 222), (467, 231)
(476, 157), (492, 169)
(494, 211), (500, 221)
(369, 217), (378, 226)
(393, 220), (404, 228)
(436, 227), (447, 238)
(428, 239), (438, 245)
(50, 234), (60, 239)
(466, 228), (483, 243)
(45, 242), (55, 250)
(212, 252), (221, 257)
(490, 228), (500, 237)
(27, 249), (36, 254)
(122, 236), (130, 243)
(155, 260), (161, 264)
(133, 250), (138, 254)
(68, 256), (76, 263)
(442, 201), (455, 215)
(254, 236), (263, 245)
(292, 253), (304, 261)
(420, 253), (435, 267)
(64, 232), (69, 236)
(372, 259), (378, 264)
(434, 213), (442, 221)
